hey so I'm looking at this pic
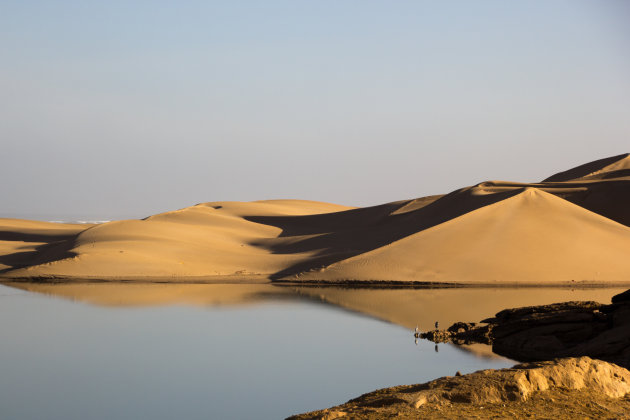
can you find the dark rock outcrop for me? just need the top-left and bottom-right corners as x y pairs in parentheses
(421, 290), (630, 368)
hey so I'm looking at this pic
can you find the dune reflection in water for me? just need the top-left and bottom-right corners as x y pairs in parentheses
(0, 282), (625, 419)
(4, 281), (625, 356)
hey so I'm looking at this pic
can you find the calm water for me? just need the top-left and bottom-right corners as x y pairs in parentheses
(0, 283), (623, 420)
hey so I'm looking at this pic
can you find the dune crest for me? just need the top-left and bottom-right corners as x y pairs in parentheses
(2, 155), (629, 284)
(542, 153), (630, 182)
(292, 188), (630, 283)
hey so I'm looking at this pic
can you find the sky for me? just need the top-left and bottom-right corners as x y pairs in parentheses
(1, 0), (629, 220)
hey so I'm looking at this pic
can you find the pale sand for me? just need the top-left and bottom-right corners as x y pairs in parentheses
(296, 188), (630, 283)
(1, 154), (629, 284)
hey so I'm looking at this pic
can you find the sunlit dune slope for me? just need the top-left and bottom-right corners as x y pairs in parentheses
(292, 188), (630, 283)
(1, 154), (629, 284)
(1, 200), (354, 279)
(470, 179), (630, 227)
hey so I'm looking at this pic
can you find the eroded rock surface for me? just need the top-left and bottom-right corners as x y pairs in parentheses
(288, 357), (630, 419)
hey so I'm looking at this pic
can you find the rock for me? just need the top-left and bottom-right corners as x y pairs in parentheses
(422, 357), (630, 404)
(420, 289), (630, 368)
(412, 391), (432, 408)
(319, 410), (346, 419)
(420, 329), (454, 343)
(421, 323), (491, 345)
(447, 322), (476, 333)
(612, 289), (630, 304)
(613, 305), (630, 326)
(495, 301), (603, 320)
(292, 288), (630, 420)
(288, 357), (630, 419)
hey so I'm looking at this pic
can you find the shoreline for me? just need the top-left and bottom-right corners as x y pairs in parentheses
(4, 281), (628, 417)
(2, 155), (630, 285)
(289, 288), (630, 418)
(3, 275), (630, 289)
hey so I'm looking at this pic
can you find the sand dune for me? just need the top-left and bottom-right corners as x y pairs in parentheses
(1, 155), (629, 284)
(0, 219), (93, 271)
(293, 188), (630, 283)
(543, 153), (630, 182)
(1, 200), (352, 279)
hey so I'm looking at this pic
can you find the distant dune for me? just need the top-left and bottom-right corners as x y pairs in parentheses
(2, 154), (630, 284)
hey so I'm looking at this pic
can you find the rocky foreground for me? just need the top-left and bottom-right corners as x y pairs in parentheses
(289, 289), (630, 419)
(288, 357), (630, 419)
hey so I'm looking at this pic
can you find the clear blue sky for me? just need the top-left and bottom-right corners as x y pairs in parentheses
(1, 1), (629, 219)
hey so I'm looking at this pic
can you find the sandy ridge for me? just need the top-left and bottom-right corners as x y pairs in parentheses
(2, 154), (630, 284)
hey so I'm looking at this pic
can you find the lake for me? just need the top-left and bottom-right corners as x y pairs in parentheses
(0, 283), (624, 420)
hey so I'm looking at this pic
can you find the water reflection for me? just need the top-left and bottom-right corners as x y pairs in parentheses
(290, 285), (626, 331)
(0, 282), (624, 420)
(4, 281), (624, 328)
(3, 281), (625, 359)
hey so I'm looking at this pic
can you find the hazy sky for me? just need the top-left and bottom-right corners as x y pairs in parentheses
(1, 1), (629, 219)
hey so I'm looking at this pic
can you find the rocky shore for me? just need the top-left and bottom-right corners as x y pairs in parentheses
(289, 289), (630, 419)
(288, 357), (630, 419)
(420, 288), (630, 368)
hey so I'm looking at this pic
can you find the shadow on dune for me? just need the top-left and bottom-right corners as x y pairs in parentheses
(542, 152), (630, 182)
(0, 230), (78, 273)
(245, 173), (630, 280)
(443, 179), (630, 228)
(549, 180), (630, 227)
(2, 153), (628, 281)
(579, 168), (630, 180)
(246, 188), (524, 280)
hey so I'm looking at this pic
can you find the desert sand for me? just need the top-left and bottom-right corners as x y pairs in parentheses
(2, 153), (629, 284)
